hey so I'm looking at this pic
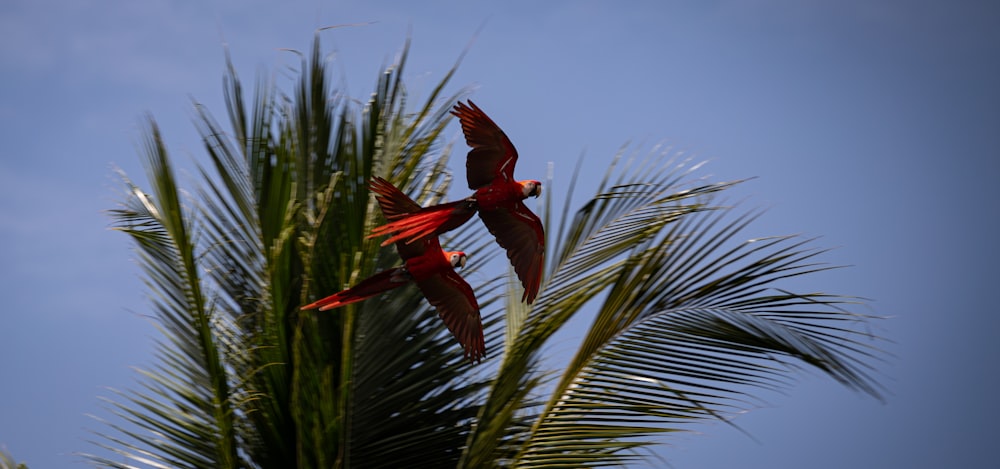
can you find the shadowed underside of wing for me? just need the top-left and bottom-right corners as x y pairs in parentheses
(415, 271), (485, 363)
(451, 101), (519, 189)
(477, 202), (545, 304)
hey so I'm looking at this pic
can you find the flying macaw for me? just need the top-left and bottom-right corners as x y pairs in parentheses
(369, 100), (545, 304)
(302, 176), (485, 363)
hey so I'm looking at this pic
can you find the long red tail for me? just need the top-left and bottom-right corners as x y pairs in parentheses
(368, 200), (477, 246)
(301, 268), (405, 311)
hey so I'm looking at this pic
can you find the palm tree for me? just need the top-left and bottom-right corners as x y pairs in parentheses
(92, 34), (884, 468)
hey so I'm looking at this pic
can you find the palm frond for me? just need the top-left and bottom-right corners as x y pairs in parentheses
(460, 146), (737, 467)
(98, 120), (239, 468)
(508, 147), (884, 467)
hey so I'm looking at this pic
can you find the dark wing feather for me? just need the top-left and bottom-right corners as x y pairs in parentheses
(415, 271), (485, 363)
(451, 101), (519, 189)
(370, 176), (421, 218)
(477, 202), (545, 304)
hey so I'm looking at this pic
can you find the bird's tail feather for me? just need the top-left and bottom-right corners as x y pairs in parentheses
(301, 269), (403, 311)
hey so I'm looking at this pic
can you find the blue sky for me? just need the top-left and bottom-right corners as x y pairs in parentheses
(1, 1), (997, 467)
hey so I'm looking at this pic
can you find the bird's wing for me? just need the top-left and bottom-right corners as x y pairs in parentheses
(477, 202), (545, 304)
(370, 176), (421, 218)
(452, 100), (519, 189)
(369, 176), (435, 259)
(415, 270), (485, 363)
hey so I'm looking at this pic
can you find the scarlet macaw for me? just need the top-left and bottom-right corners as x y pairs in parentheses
(302, 176), (485, 363)
(369, 100), (545, 304)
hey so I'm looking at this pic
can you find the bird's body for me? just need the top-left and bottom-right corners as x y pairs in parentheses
(474, 179), (533, 210)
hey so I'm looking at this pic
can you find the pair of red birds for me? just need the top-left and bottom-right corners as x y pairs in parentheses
(301, 101), (545, 364)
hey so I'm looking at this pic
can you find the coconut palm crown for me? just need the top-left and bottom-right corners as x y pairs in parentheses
(92, 34), (885, 468)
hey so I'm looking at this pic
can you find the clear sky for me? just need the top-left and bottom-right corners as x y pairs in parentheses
(1, 1), (997, 467)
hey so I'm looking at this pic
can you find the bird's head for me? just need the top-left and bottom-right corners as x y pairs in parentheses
(447, 251), (468, 269)
(521, 180), (543, 198)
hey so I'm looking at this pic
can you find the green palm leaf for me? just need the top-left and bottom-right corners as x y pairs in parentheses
(99, 120), (239, 468)
(504, 152), (884, 467)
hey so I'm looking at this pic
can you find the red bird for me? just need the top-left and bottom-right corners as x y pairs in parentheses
(369, 100), (545, 304)
(302, 176), (485, 363)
